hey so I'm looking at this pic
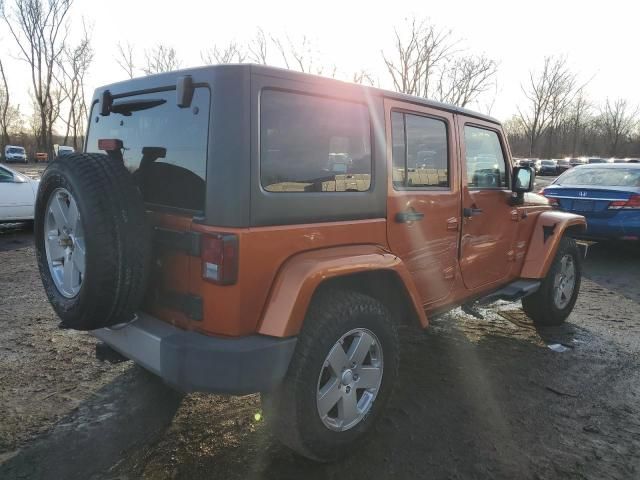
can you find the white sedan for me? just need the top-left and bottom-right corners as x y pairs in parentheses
(0, 163), (39, 222)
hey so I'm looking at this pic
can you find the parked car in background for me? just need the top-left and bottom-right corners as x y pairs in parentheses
(541, 163), (640, 242)
(35, 152), (48, 162)
(557, 158), (572, 172)
(3, 145), (27, 163)
(570, 157), (588, 167)
(0, 163), (39, 223)
(539, 159), (558, 175)
(614, 158), (629, 163)
(588, 157), (607, 164)
(519, 158), (542, 173)
(56, 145), (75, 156)
(628, 158), (640, 163)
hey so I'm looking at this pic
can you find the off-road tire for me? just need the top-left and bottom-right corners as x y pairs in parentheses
(262, 289), (399, 462)
(35, 153), (149, 330)
(522, 236), (582, 326)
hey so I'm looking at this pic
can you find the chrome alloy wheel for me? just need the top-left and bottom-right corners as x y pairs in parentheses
(553, 254), (576, 309)
(316, 328), (383, 432)
(44, 188), (85, 298)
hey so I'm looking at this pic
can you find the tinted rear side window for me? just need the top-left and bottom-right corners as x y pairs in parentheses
(391, 111), (449, 188)
(260, 90), (371, 193)
(86, 88), (210, 211)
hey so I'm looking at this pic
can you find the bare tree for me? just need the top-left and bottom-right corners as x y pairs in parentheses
(352, 69), (376, 86)
(0, 57), (10, 146)
(382, 16), (456, 98)
(272, 34), (331, 75)
(1, 0), (73, 154)
(115, 41), (136, 79)
(516, 56), (579, 156)
(435, 54), (497, 107)
(143, 44), (181, 75)
(600, 98), (638, 156)
(57, 22), (93, 149)
(567, 89), (590, 156)
(248, 28), (268, 64)
(201, 41), (246, 65)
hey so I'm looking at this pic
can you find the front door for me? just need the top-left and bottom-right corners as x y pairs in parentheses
(386, 100), (461, 306)
(458, 118), (518, 290)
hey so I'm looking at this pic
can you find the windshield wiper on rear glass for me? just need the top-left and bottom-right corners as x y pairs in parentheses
(110, 98), (166, 116)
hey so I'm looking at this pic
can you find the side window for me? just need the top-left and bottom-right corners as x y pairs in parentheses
(391, 111), (449, 188)
(260, 90), (371, 193)
(464, 125), (508, 189)
(391, 111), (406, 186)
(0, 167), (14, 182)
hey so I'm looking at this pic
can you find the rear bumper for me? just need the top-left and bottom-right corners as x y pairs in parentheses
(92, 313), (297, 394)
(580, 213), (640, 240)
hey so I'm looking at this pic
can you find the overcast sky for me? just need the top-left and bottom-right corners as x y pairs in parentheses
(1, 0), (638, 122)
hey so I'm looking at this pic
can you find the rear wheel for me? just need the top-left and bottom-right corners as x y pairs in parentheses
(262, 289), (399, 462)
(522, 236), (582, 326)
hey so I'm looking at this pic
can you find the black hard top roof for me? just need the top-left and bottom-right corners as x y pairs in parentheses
(96, 63), (501, 125)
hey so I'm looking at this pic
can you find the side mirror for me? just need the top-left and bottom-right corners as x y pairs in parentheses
(512, 166), (534, 193)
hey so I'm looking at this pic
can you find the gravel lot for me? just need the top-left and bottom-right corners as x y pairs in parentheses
(1, 164), (639, 479)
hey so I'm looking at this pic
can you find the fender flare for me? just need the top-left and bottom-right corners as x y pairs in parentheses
(257, 245), (427, 337)
(520, 210), (586, 279)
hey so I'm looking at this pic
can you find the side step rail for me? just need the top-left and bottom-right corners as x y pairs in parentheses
(461, 279), (541, 319)
(477, 279), (541, 305)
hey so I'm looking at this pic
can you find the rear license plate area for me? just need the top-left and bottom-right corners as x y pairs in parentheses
(572, 200), (594, 212)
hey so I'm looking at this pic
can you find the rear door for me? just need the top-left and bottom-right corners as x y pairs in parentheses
(458, 118), (518, 290)
(85, 87), (211, 324)
(385, 99), (461, 306)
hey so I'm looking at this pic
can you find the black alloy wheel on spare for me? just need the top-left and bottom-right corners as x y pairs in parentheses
(34, 153), (150, 330)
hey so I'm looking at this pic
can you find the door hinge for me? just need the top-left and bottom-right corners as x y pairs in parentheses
(158, 291), (203, 321)
(153, 227), (201, 256)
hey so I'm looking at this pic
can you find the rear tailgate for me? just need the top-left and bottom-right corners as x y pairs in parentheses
(146, 212), (203, 326)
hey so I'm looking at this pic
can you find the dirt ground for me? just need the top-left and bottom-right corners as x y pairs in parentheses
(1, 164), (639, 479)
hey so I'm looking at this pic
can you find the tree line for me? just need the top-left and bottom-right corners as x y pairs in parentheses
(0, 1), (638, 160)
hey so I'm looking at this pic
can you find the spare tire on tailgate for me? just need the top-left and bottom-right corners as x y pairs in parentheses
(35, 153), (149, 330)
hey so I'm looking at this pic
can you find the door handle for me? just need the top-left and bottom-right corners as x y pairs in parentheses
(395, 211), (425, 223)
(463, 207), (483, 218)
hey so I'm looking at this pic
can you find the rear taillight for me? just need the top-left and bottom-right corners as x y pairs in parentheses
(540, 189), (559, 207)
(201, 234), (238, 285)
(98, 138), (123, 151)
(608, 195), (640, 210)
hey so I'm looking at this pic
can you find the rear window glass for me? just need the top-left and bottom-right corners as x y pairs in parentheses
(391, 111), (449, 188)
(86, 88), (210, 211)
(260, 90), (371, 193)
(557, 168), (640, 187)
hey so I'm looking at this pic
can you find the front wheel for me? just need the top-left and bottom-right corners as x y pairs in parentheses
(522, 236), (582, 326)
(262, 289), (399, 462)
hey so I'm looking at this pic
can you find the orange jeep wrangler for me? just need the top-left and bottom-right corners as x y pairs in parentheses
(34, 65), (586, 462)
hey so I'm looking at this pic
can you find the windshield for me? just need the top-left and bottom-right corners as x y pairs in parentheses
(8, 147), (25, 154)
(556, 168), (640, 187)
(542, 160), (554, 165)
